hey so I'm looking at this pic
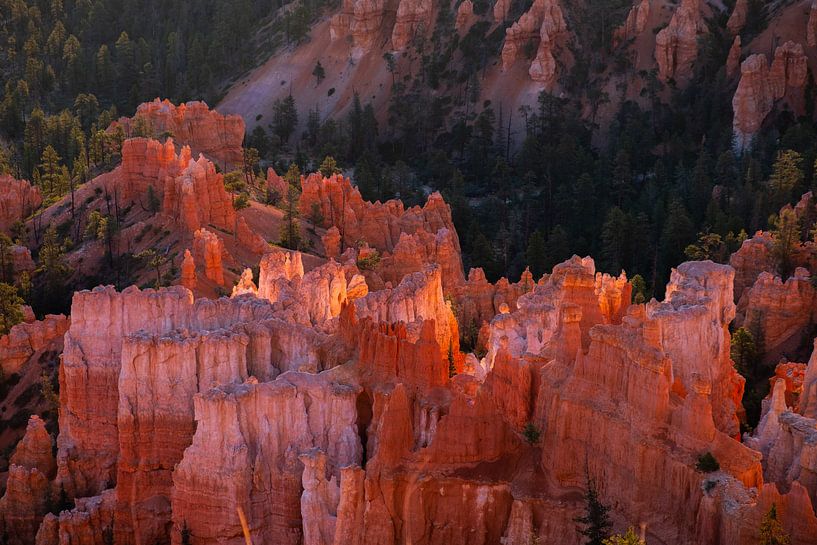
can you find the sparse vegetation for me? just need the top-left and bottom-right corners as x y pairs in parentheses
(696, 452), (720, 473)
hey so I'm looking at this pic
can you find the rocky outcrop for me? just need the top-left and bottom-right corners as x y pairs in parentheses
(809, 1), (817, 48)
(266, 167), (289, 200)
(193, 228), (226, 286)
(323, 226), (342, 259)
(231, 268), (258, 297)
(0, 416), (56, 545)
(732, 53), (774, 151)
(392, 0), (433, 50)
(0, 314), (69, 376)
(735, 268), (817, 360)
(236, 216), (269, 255)
(100, 137), (236, 234)
(493, 0), (511, 22)
(455, 0), (474, 33)
(180, 249), (197, 291)
(0, 175), (42, 233)
(170, 372), (362, 545)
(729, 231), (776, 301)
(354, 265), (458, 359)
(612, 0), (650, 47)
(726, 0), (747, 35)
(330, 0), (395, 53)
(501, 0), (567, 82)
(110, 99), (245, 168)
(654, 0), (703, 83)
(299, 173), (464, 289)
(733, 42), (808, 151)
(768, 41), (808, 101)
(726, 35), (741, 78)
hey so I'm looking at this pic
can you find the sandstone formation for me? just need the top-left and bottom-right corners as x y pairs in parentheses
(735, 268), (817, 360)
(236, 216), (269, 254)
(654, 0), (704, 83)
(612, 0), (650, 47)
(231, 268), (258, 297)
(110, 99), (245, 167)
(0, 314), (69, 376)
(180, 249), (197, 290)
(732, 42), (808, 151)
(729, 230), (776, 301)
(323, 226), (342, 259)
(96, 137), (236, 234)
(501, 0), (567, 85)
(14, 181), (817, 545)
(266, 167), (289, 201)
(391, 0), (433, 50)
(727, 35), (741, 78)
(0, 175), (42, 233)
(809, 1), (817, 48)
(193, 228), (226, 286)
(726, 0), (747, 35)
(455, 0), (474, 33)
(299, 173), (464, 289)
(330, 0), (395, 53)
(0, 416), (56, 545)
(493, 0), (511, 22)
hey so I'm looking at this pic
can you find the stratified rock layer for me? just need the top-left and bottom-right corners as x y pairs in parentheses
(111, 99), (245, 167)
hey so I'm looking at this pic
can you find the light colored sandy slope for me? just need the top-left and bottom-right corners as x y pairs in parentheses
(218, 17), (395, 133)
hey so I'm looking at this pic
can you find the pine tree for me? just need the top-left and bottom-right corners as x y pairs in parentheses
(526, 230), (547, 278)
(758, 504), (790, 545)
(273, 95), (298, 144)
(0, 282), (24, 335)
(730, 327), (757, 378)
(0, 233), (13, 283)
(768, 150), (803, 210)
(280, 185), (302, 250)
(575, 476), (612, 545)
(601, 207), (628, 273)
(770, 208), (800, 280)
(312, 61), (326, 86)
(319, 156), (340, 177)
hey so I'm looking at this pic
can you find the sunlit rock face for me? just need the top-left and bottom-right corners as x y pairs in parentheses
(110, 98), (245, 168)
(17, 173), (817, 545)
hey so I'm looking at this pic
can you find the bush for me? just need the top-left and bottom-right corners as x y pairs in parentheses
(696, 452), (720, 473)
(356, 252), (381, 271)
(522, 422), (541, 444)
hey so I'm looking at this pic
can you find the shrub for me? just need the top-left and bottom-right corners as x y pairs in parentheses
(696, 452), (720, 473)
(356, 252), (381, 271)
(522, 422), (541, 444)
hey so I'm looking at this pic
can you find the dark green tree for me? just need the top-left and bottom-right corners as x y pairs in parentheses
(575, 476), (612, 545)
(0, 282), (24, 335)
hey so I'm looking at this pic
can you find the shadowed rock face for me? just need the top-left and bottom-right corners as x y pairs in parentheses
(654, 0), (704, 83)
(0, 175), (42, 234)
(732, 41), (808, 151)
(7, 158), (817, 545)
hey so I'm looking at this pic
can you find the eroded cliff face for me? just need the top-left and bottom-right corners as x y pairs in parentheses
(299, 173), (464, 289)
(500, 0), (569, 88)
(15, 181), (817, 545)
(110, 99), (245, 168)
(0, 416), (56, 545)
(732, 41), (809, 151)
(654, 0), (704, 83)
(0, 175), (42, 234)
